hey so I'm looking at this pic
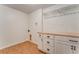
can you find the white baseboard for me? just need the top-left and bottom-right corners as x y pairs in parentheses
(0, 39), (29, 50)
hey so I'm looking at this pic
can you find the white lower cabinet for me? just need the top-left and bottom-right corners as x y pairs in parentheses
(55, 37), (79, 54)
(54, 36), (73, 54)
(55, 41), (68, 54)
(38, 34), (79, 54)
(55, 38), (79, 54)
(65, 44), (74, 54)
(65, 44), (79, 54)
(72, 45), (79, 54)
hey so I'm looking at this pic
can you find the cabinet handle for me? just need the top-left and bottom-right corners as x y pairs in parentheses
(71, 45), (73, 50)
(71, 45), (76, 51)
(47, 36), (50, 38)
(39, 35), (41, 37)
(69, 40), (78, 42)
(47, 41), (50, 44)
(47, 48), (50, 51)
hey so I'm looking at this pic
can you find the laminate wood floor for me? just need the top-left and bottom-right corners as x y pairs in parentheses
(0, 41), (43, 54)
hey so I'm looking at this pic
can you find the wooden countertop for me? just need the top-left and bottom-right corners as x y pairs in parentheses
(38, 32), (79, 38)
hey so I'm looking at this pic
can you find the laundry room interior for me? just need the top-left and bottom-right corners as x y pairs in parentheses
(0, 4), (79, 54)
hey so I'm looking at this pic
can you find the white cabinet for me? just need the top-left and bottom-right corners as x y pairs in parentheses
(54, 36), (72, 54)
(55, 36), (79, 54)
(65, 37), (79, 54)
(37, 34), (54, 53)
(54, 40), (79, 54)
(55, 40), (68, 54)
(38, 33), (79, 54)
(74, 45), (79, 54)
(65, 44), (79, 54)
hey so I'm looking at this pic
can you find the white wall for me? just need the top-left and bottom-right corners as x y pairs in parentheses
(43, 5), (79, 33)
(0, 5), (29, 49)
(43, 13), (78, 33)
(29, 9), (43, 44)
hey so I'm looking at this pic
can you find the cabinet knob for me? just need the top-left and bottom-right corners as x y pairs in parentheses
(47, 41), (50, 44)
(71, 45), (73, 50)
(39, 35), (41, 37)
(74, 46), (76, 51)
(47, 36), (50, 38)
(71, 45), (76, 51)
(47, 48), (50, 51)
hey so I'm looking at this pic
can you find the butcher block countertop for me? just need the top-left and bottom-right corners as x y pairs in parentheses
(38, 32), (79, 38)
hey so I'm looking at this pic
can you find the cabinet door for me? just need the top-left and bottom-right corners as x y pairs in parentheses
(73, 45), (79, 54)
(55, 41), (67, 54)
(55, 40), (74, 54)
(65, 44), (73, 54)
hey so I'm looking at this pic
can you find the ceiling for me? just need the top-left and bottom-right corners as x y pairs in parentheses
(4, 4), (54, 14)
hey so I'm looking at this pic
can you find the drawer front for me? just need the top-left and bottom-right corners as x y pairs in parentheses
(43, 45), (54, 54)
(68, 38), (79, 44)
(43, 38), (54, 46)
(55, 36), (69, 42)
(55, 36), (79, 44)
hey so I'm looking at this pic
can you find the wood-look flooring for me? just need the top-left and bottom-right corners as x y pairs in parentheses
(0, 41), (43, 54)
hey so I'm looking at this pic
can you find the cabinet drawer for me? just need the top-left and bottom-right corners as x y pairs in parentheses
(43, 45), (54, 54)
(55, 36), (69, 42)
(68, 38), (79, 44)
(43, 38), (54, 46)
(55, 36), (79, 43)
